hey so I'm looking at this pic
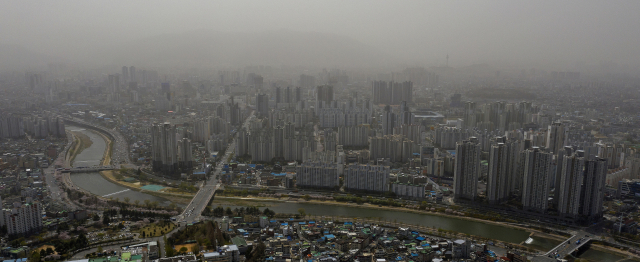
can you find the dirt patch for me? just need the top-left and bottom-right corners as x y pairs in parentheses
(36, 245), (57, 255)
(174, 243), (198, 253)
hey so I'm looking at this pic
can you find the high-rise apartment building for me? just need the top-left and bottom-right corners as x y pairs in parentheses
(372, 81), (413, 105)
(581, 157), (607, 222)
(256, 93), (269, 117)
(299, 74), (316, 88)
(151, 123), (177, 175)
(122, 66), (129, 82)
(296, 161), (339, 188)
(546, 122), (567, 154)
(0, 197), (43, 235)
(177, 138), (193, 169)
(487, 142), (510, 204)
(129, 66), (136, 82)
(521, 147), (553, 213)
(454, 137), (480, 201)
(345, 164), (389, 193)
(557, 151), (585, 218)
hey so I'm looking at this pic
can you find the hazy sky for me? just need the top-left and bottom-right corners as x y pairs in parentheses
(2, 1), (640, 69)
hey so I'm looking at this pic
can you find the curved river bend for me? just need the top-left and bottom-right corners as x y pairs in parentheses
(66, 126), (629, 261)
(67, 126), (171, 205)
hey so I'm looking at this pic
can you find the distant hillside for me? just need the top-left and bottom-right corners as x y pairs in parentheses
(89, 30), (394, 68)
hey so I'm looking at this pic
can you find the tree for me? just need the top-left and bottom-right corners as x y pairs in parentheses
(76, 232), (89, 249)
(179, 247), (188, 254)
(29, 251), (40, 262)
(141, 231), (146, 238)
(225, 207), (233, 216)
(45, 248), (54, 255)
(39, 250), (46, 258)
(124, 197), (130, 203)
(164, 236), (175, 257)
(92, 214), (100, 221)
(192, 245), (201, 255)
(97, 246), (103, 253)
(102, 215), (111, 225)
(297, 208), (306, 218)
(134, 200), (140, 206)
(144, 199), (151, 207)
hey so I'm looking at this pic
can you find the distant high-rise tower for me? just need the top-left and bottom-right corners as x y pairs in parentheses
(316, 85), (334, 103)
(256, 93), (269, 117)
(299, 74), (316, 88)
(546, 122), (567, 154)
(129, 66), (136, 82)
(521, 147), (553, 213)
(381, 105), (395, 136)
(122, 66), (129, 82)
(454, 137), (480, 201)
(294, 87), (302, 103)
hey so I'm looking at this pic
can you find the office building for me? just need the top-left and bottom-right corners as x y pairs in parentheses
(454, 137), (480, 201)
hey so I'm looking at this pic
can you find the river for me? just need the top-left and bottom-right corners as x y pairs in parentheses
(66, 126), (171, 206)
(64, 126), (630, 261)
(213, 199), (631, 261)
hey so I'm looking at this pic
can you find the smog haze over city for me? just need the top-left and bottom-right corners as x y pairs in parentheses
(2, 1), (640, 72)
(2, 1), (640, 262)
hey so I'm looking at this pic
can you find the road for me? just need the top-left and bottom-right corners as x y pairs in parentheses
(532, 231), (592, 261)
(44, 130), (78, 210)
(176, 111), (254, 225)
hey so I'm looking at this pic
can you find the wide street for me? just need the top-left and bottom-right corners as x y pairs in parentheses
(177, 111), (254, 225)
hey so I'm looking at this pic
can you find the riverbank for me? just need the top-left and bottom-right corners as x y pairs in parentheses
(213, 196), (640, 260)
(66, 129), (95, 167)
(94, 131), (112, 166)
(98, 170), (193, 205)
(215, 195), (555, 237)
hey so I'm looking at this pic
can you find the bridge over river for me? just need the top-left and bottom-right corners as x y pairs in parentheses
(532, 231), (592, 261)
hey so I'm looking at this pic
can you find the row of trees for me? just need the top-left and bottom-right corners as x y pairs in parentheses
(333, 194), (403, 207)
(203, 205), (276, 218)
